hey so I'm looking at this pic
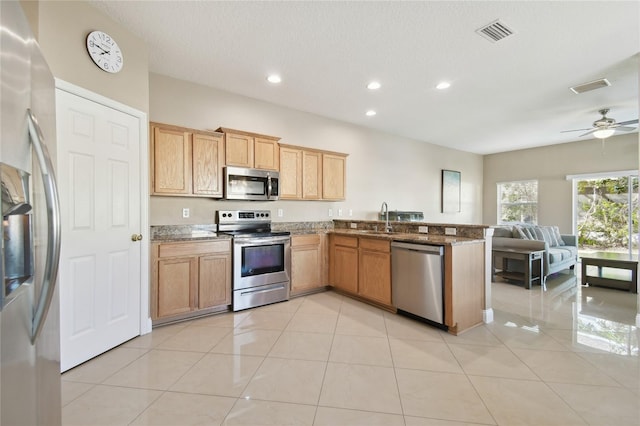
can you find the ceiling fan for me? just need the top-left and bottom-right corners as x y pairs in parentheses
(562, 108), (639, 139)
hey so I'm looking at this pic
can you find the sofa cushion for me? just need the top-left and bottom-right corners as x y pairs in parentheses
(548, 247), (577, 264)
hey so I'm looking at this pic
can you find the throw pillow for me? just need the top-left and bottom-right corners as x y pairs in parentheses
(532, 226), (545, 241)
(552, 226), (565, 246)
(543, 226), (559, 247)
(513, 225), (529, 239)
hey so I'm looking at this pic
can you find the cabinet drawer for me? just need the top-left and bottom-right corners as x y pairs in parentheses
(158, 240), (231, 258)
(332, 235), (358, 248)
(292, 234), (321, 247)
(359, 238), (390, 253)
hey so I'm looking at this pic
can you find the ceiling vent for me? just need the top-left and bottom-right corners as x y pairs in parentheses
(569, 78), (611, 94)
(476, 20), (514, 43)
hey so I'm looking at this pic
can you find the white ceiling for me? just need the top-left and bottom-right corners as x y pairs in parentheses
(89, 1), (639, 155)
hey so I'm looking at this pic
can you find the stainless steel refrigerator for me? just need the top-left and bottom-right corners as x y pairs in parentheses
(1, 2), (62, 425)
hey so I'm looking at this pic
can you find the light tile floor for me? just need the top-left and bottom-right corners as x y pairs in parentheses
(62, 271), (640, 425)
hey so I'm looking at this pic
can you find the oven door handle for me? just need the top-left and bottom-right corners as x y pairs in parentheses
(234, 237), (291, 245)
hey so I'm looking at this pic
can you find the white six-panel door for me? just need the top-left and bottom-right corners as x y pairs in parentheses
(56, 88), (142, 372)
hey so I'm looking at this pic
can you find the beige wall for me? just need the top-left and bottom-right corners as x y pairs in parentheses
(483, 133), (639, 233)
(149, 73), (484, 226)
(36, 1), (148, 113)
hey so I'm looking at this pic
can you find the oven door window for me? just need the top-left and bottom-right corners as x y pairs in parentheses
(241, 243), (284, 277)
(229, 175), (267, 196)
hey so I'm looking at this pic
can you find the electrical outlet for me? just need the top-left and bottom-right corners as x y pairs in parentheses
(328, 208), (333, 217)
(445, 227), (457, 236)
(418, 226), (428, 233)
(349, 209), (353, 217)
(182, 208), (190, 218)
(338, 209), (343, 217)
(277, 208), (283, 218)
(350, 223), (357, 229)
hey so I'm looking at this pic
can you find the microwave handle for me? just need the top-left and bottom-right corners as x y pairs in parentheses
(267, 176), (272, 196)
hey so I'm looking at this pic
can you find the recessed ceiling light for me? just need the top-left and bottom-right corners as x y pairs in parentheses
(367, 81), (381, 90)
(267, 74), (282, 84)
(436, 81), (451, 90)
(366, 110), (377, 117)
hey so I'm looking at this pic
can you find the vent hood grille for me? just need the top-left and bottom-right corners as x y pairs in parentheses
(476, 20), (514, 42)
(570, 78), (611, 94)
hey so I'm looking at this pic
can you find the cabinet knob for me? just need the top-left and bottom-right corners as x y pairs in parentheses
(131, 234), (143, 242)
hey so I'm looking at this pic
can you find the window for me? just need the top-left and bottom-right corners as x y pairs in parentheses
(497, 180), (538, 224)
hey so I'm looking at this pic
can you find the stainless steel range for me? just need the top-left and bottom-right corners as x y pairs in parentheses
(216, 210), (291, 311)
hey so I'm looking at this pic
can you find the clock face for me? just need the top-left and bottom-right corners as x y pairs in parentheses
(86, 30), (124, 73)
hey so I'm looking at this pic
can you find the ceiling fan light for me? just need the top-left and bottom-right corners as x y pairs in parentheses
(593, 128), (615, 139)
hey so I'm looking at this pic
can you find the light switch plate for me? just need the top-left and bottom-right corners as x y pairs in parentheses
(350, 223), (357, 229)
(418, 226), (428, 233)
(328, 208), (333, 217)
(445, 227), (457, 235)
(277, 208), (283, 217)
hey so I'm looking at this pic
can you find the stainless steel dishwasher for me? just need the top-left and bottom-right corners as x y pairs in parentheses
(391, 241), (446, 329)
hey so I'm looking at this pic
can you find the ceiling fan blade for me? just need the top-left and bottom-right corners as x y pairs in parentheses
(579, 129), (597, 137)
(561, 128), (592, 133)
(616, 119), (638, 126)
(615, 126), (636, 132)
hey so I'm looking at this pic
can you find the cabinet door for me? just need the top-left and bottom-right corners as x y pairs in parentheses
(199, 253), (231, 309)
(358, 249), (391, 305)
(254, 138), (279, 171)
(192, 133), (224, 197)
(225, 133), (254, 167)
(332, 245), (358, 294)
(322, 153), (346, 200)
(291, 235), (322, 295)
(279, 146), (302, 199)
(302, 151), (322, 200)
(156, 257), (197, 318)
(152, 126), (191, 195)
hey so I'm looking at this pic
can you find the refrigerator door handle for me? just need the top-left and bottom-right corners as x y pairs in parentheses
(27, 109), (62, 344)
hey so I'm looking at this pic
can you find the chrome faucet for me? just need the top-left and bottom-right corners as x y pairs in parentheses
(380, 201), (392, 233)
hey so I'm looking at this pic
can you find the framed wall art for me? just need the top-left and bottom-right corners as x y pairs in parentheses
(441, 169), (461, 213)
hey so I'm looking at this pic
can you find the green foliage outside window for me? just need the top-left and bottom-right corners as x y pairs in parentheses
(577, 177), (638, 250)
(498, 180), (538, 224)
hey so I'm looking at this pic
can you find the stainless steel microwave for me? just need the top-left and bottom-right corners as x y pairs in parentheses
(224, 166), (279, 201)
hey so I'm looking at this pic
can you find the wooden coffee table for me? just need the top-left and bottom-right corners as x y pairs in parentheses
(581, 252), (638, 293)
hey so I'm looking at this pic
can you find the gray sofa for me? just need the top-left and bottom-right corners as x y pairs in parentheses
(492, 224), (578, 284)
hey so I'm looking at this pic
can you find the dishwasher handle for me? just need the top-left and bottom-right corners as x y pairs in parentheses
(391, 241), (443, 255)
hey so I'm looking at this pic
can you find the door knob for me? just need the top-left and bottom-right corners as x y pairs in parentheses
(131, 234), (143, 242)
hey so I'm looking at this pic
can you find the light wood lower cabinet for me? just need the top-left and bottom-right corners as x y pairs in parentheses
(152, 240), (231, 322)
(358, 238), (391, 305)
(290, 234), (327, 296)
(329, 235), (391, 306)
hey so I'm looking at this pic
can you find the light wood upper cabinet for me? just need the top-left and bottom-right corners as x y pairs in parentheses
(279, 146), (302, 199)
(217, 128), (280, 171)
(224, 132), (254, 168)
(322, 153), (346, 200)
(302, 151), (322, 199)
(279, 144), (346, 201)
(151, 122), (224, 198)
(255, 137), (280, 170)
(192, 133), (225, 197)
(151, 126), (191, 195)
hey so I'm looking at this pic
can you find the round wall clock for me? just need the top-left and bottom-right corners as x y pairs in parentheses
(86, 30), (124, 73)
